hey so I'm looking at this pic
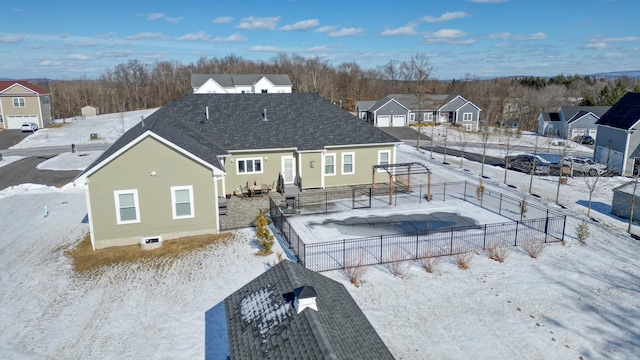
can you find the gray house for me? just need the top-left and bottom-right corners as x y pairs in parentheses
(537, 106), (610, 139)
(611, 180), (640, 222)
(594, 92), (640, 175)
(361, 93), (481, 131)
(215, 260), (395, 360)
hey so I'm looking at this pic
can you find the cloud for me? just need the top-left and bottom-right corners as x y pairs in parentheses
(280, 19), (320, 31)
(63, 41), (100, 47)
(585, 42), (608, 49)
(146, 13), (165, 20)
(96, 32), (115, 40)
(250, 45), (283, 52)
(299, 45), (332, 53)
(315, 26), (336, 33)
(602, 53), (623, 58)
(39, 60), (61, 66)
(212, 16), (234, 24)
(69, 54), (91, 60)
(423, 11), (470, 23)
(125, 32), (165, 40)
(177, 32), (209, 41)
(142, 13), (183, 23)
(424, 29), (475, 44)
(164, 16), (183, 23)
(488, 32), (546, 40)
(237, 16), (280, 30)
(0, 35), (23, 43)
(13, 8), (22, 12)
(327, 27), (364, 37)
(381, 24), (417, 36)
(212, 33), (247, 42)
(25, 44), (42, 49)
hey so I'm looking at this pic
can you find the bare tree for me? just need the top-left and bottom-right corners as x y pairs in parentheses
(453, 127), (470, 168)
(528, 134), (540, 194)
(581, 172), (605, 218)
(401, 53), (433, 151)
(502, 127), (516, 184)
(478, 123), (493, 178)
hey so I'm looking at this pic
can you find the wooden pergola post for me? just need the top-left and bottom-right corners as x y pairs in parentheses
(371, 167), (376, 195)
(427, 171), (432, 201)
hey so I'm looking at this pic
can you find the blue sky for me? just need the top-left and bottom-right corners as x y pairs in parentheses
(0, 0), (638, 80)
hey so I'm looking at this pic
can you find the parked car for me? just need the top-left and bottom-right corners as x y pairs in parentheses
(559, 156), (607, 176)
(21, 122), (38, 132)
(573, 135), (594, 145)
(505, 154), (551, 175)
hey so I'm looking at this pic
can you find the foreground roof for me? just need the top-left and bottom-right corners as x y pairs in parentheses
(82, 93), (400, 175)
(224, 260), (395, 360)
(0, 81), (49, 95)
(191, 73), (292, 88)
(595, 92), (640, 130)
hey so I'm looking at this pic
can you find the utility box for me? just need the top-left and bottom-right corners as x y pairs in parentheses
(90, 133), (99, 140)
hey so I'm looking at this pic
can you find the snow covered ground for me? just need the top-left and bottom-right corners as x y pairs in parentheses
(1, 112), (639, 359)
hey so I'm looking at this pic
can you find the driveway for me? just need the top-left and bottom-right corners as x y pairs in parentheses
(0, 129), (31, 149)
(379, 126), (428, 141)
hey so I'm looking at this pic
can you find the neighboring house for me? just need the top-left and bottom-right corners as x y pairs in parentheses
(537, 106), (610, 139)
(81, 106), (99, 117)
(611, 180), (640, 222)
(361, 93), (481, 131)
(0, 81), (51, 130)
(355, 100), (375, 121)
(215, 260), (395, 360)
(593, 92), (640, 175)
(191, 74), (292, 94)
(78, 93), (400, 249)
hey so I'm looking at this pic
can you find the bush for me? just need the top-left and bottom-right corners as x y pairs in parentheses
(385, 249), (411, 278)
(418, 257), (440, 273)
(487, 246), (509, 263)
(454, 252), (475, 270)
(575, 220), (590, 245)
(520, 238), (545, 258)
(343, 254), (368, 287)
(255, 210), (275, 255)
(476, 179), (484, 201)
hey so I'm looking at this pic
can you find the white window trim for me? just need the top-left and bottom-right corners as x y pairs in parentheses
(342, 152), (355, 175)
(114, 189), (140, 225)
(171, 185), (195, 220)
(236, 157), (263, 175)
(463, 112), (473, 121)
(324, 153), (336, 176)
(13, 97), (26, 107)
(378, 150), (391, 172)
(410, 113), (415, 121)
(464, 124), (472, 131)
(424, 113), (433, 121)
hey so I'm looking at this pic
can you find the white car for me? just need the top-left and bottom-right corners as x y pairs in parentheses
(21, 122), (38, 132)
(561, 156), (607, 176)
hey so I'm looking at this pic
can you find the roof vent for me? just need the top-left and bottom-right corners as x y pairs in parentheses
(293, 286), (317, 314)
(201, 106), (209, 124)
(262, 108), (268, 122)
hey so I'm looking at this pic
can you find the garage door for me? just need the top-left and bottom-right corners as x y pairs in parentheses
(589, 129), (597, 137)
(6, 115), (38, 129)
(392, 115), (406, 127)
(571, 129), (585, 138)
(377, 115), (390, 127)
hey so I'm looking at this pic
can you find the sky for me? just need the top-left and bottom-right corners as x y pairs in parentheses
(0, 0), (638, 80)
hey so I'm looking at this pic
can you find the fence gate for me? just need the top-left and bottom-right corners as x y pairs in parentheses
(352, 185), (371, 209)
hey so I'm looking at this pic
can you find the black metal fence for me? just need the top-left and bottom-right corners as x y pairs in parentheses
(269, 181), (566, 272)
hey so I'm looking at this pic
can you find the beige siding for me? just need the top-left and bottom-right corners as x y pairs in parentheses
(0, 96), (41, 117)
(300, 152), (323, 189)
(324, 145), (396, 188)
(87, 137), (218, 249)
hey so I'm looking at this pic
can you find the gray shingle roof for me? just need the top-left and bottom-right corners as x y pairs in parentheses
(541, 112), (560, 122)
(191, 74), (292, 88)
(560, 106), (611, 124)
(595, 92), (640, 130)
(369, 94), (457, 112)
(224, 260), (395, 360)
(81, 93), (400, 175)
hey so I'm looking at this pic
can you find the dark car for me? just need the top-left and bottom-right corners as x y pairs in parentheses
(505, 154), (551, 175)
(573, 135), (594, 145)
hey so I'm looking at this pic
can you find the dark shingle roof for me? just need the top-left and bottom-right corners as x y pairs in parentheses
(385, 93), (453, 111)
(81, 93), (400, 175)
(191, 74), (292, 88)
(560, 106), (611, 124)
(224, 260), (395, 360)
(595, 92), (640, 130)
(541, 112), (561, 122)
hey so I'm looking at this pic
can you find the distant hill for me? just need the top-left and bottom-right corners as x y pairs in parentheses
(590, 70), (640, 80)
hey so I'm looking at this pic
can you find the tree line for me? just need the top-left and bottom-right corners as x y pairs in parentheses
(32, 53), (640, 132)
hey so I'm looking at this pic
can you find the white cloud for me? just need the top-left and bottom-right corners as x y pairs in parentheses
(212, 33), (247, 42)
(424, 29), (475, 44)
(315, 26), (336, 33)
(63, 41), (100, 47)
(423, 11), (470, 23)
(96, 32), (115, 40)
(25, 44), (42, 49)
(327, 27), (364, 37)
(177, 32), (209, 41)
(125, 32), (165, 40)
(237, 16), (280, 30)
(280, 19), (320, 31)
(603, 53), (623, 58)
(165, 16), (183, 23)
(488, 32), (546, 40)
(146, 13), (165, 20)
(250, 45), (283, 52)
(143, 13), (183, 23)
(381, 24), (417, 36)
(69, 54), (91, 60)
(299, 45), (331, 53)
(39, 60), (61, 66)
(212, 16), (234, 24)
(586, 42), (608, 49)
(0, 35), (23, 43)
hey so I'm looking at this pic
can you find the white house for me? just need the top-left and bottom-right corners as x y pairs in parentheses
(191, 74), (292, 94)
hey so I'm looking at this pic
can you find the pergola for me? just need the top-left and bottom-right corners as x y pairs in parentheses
(372, 162), (432, 205)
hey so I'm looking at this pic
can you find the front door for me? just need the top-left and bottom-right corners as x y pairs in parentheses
(281, 156), (296, 184)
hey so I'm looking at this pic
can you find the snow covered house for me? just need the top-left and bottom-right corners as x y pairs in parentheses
(211, 260), (394, 360)
(191, 74), (292, 94)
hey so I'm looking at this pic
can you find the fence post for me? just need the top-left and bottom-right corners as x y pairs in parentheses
(544, 209), (549, 243)
(380, 235), (383, 262)
(514, 221), (519, 246)
(483, 224), (487, 250)
(450, 227), (454, 254)
(561, 215), (567, 243)
(415, 231), (419, 259)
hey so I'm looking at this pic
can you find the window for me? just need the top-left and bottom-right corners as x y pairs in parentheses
(171, 186), (194, 219)
(424, 113), (433, 121)
(464, 124), (472, 131)
(42, 96), (50, 105)
(324, 154), (335, 176)
(463, 112), (473, 121)
(114, 190), (140, 224)
(237, 158), (263, 174)
(342, 152), (355, 175)
(261, 89), (268, 93)
(13, 97), (25, 107)
(378, 150), (390, 172)
(410, 113), (415, 121)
